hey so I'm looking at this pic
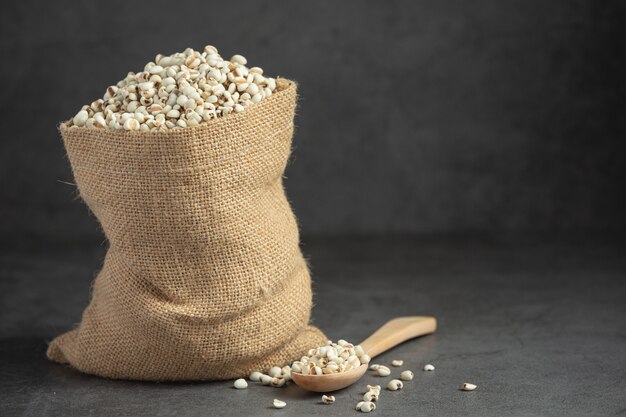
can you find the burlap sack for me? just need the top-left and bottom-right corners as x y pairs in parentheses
(47, 79), (327, 381)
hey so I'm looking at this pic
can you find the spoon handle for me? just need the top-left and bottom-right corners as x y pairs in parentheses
(359, 316), (437, 358)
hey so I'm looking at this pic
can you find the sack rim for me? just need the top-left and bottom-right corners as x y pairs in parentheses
(59, 79), (296, 139)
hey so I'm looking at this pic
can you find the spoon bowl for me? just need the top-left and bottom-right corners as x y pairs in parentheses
(290, 316), (436, 393)
(290, 364), (368, 392)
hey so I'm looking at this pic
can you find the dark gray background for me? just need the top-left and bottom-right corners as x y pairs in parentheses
(1, 0), (624, 243)
(1, 2), (626, 416)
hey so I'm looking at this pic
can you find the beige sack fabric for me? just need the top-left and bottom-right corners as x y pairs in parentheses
(47, 79), (327, 381)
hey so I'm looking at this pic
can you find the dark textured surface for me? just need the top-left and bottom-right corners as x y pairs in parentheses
(1, 236), (625, 416)
(1, 0), (625, 241)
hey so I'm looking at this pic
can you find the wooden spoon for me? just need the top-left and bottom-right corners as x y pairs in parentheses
(291, 316), (437, 392)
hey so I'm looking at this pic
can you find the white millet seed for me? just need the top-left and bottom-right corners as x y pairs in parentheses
(369, 364), (381, 371)
(360, 401), (376, 413)
(273, 399), (287, 409)
(321, 395), (335, 404)
(423, 364), (435, 371)
(376, 366), (391, 377)
(270, 377), (286, 388)
(249, 371), (262, 381)
(363, 391), (378, 402)
(268, 366), (282, 378)
(72, 110), (89, 127)
(462, 383), (477, 391)
(391, 359), (404, 367)
(233, 378), (248, 389)
(400, 370), (414, 381)
(166, 109), (180, 119)
(387, 379), (404, 391)
(123, 118), (140, 131)
(230, 54), (247, 65)
(355, 401), (365, 411)
(259, 374), (273, 385)
(281, 366), (291, 380)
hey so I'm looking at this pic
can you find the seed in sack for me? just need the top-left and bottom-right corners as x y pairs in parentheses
(68, 45), (278, 131)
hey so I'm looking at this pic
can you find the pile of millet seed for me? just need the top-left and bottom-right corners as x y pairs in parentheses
(68, 45), (278, 131)
(291, 339), (371, 375)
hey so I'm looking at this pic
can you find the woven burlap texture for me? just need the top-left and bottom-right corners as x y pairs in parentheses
(47, 80), (327, 381)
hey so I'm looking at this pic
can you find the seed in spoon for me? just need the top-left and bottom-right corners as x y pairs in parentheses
(289, 339), (369, 376)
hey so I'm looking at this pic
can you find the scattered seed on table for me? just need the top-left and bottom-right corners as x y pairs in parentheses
(267, 366), (282, 378)
(423, 364), (435, 371)
(359, 401), (376, 413)
(273, 399), (287, 409)
(391, 359), (404, 367)
(270, 377), (286, 387)
(233, 378), (247, 389)
(363, 391), (378, 402)
(400, 370), (414, 381)
(249, 371), (262, 381)
(321, 395), (335, 404)
(376, 366), (391, 376)
(363, 384), (381, 402)
(462, 383), (477, 391)
(387, 379), (404, 391)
